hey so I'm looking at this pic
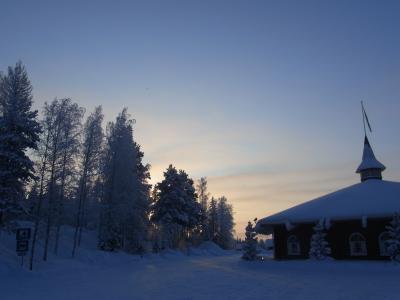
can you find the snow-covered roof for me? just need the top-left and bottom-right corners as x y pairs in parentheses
(356, 136), (385, 173)
(256, 179), (400, 234)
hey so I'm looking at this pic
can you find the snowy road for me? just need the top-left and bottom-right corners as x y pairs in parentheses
(2, 251), (400, 300)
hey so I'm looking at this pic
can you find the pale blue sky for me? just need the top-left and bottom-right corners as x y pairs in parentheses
(1, 0), (400, 235)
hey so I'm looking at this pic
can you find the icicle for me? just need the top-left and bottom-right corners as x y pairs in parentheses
(324, 218), (331, 230)
(285, 220), (294, 231)
(362, 216), (368, 228)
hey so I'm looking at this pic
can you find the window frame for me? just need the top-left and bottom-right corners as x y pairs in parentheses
(287, 235), (301, 256)
(378, 232), (391, 257)
(349, 232), (367, 256)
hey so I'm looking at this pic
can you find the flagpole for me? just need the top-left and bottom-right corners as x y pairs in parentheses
(361, 101), (367, 137)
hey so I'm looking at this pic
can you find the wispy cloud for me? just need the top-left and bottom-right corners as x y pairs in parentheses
(205, 164), (361, 237)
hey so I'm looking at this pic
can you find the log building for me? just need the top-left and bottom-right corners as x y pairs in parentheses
(256, 136), (399, 260)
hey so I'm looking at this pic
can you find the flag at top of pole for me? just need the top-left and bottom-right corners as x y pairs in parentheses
(361, 101), (372, 136)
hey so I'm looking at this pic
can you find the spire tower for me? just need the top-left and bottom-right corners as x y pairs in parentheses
(356, 136), (385, 182)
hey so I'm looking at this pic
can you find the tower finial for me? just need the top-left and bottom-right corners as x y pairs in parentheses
(356, 103), (385, 181)
(361, 101), (372, 137)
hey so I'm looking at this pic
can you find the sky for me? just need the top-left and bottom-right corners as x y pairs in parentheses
(1, 0), (400, 237)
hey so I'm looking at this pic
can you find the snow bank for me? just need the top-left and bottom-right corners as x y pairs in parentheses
(2, 228), (400, 300)
(0, 226), (232, 272)
(189, 241), (227, 256)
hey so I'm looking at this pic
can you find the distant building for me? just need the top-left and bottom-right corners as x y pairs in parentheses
(256, 136), (400, 260)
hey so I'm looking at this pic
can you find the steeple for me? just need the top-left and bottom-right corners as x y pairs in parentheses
(356, 136), (385, 182)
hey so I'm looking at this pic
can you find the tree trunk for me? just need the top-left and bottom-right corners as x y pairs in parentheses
(53, 145), (68, 255)
(77, 191), (87, 247)
(42, 155), (56, 261)
(43, 117), (63, 261)
(73, 127), (94, 255)
(29, 132), (50, 270)
(72, 177), (86, 257)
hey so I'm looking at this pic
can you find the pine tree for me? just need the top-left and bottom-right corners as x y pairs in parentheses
(151, 165), (202, 248)
(216, 196), (235, 249)
(386, 213), (400, 263)
(242, 219), (259, 261)
(0, 61), (41, 224)
(208, 197), (218, 241)
(309, 221), (331, 260)
(196, 177), (210, 240)
(98, 109), (151, 253)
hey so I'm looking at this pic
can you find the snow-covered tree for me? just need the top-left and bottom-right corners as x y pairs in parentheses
(242, 219), (259, 261)
(151, 165), (202, 249)
(196, 177), (209, 239)
(42, 99), (68, 261)
(208, 197), (218, 241)
(124, 140), (151, 252)
(0, 61), (41, 224)
(72, 106), (104, 257)
(41, 99), (84, 261)
(98, 109), (151, 253)
(196, 177), (209, 212)
(29, 97), (83, 267)
(309, 221), (331, 260)
(386, 213), (400, 263)
(29, 101), (56, 270)
(53, 100), (84, 255)
(216, 196), (235, 249)
(205, 196), (235, 249)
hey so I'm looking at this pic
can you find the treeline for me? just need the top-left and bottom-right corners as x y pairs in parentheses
(0, 62), (235, 269)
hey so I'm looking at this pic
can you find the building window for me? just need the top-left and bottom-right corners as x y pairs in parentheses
(287, 235), (300, 255)
(379, 232), (391, 256)
(349, 232), (367, 256)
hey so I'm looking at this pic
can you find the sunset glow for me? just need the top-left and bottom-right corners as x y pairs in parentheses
(2, 0), (400, 237)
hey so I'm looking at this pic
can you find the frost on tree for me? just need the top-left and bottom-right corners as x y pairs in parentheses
(0, 61), (40, 223)
(151, 165), (202, 249)
(242, 219), (260, 261)
(206, 196), (235, 249)
(216, 196), (235, 249)
(309, 221), (331, 260)
(72, 106), (104, 257)
(98, 109), (151, 253)
(208, 197), (218, 241)
(196, 177), (210, 240)
(386, 213), (400, 263)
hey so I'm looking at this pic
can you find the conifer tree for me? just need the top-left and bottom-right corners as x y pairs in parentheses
(98, 109), (151, 253)
(242, 219), (259, 261)
(0, 61), (41, 224)
(309, 221), (331, 260)
(386, 213), (400, 263)
(208, 197), (218, 241)
(196, 177), (209, 239)
(216, 196), (235, 249)
(152, 165), (202, 248)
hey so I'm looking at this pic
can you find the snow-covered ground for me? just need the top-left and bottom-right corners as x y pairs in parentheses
(1, 229), (399, 300)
